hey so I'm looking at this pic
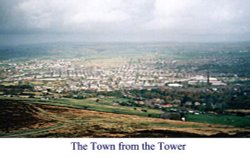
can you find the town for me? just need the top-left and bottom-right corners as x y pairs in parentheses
(0, 43), (250, 137)
(0, 56), (227, 92)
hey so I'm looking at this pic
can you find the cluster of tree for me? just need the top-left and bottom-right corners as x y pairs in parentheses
(0, 84), (34, 96)
(128, 87), (250, 110)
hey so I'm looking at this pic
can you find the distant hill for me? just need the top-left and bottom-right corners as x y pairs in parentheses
(0, 42), (249, 60)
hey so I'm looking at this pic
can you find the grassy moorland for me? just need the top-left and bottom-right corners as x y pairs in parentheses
(0, 96), (250, 138)
(1, 96), (250, 128)
(0, 96), (163, 118)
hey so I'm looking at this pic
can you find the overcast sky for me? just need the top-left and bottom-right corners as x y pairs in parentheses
(0, 0), (250, 45)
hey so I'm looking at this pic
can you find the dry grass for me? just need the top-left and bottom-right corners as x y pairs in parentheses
(1, 102), (249, 138)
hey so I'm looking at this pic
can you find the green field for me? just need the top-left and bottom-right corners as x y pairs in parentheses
(187, 114), (250, 128)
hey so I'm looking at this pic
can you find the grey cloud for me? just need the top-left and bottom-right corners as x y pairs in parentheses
(0, 0), (250, 43)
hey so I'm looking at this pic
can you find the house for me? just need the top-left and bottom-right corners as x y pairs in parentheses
(168, 83), (183, 87)
(162, 104), (174, 108)
(172, 99), (181, 106)
(184, 101), (192, 107)
(194, 101), (201, 106)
